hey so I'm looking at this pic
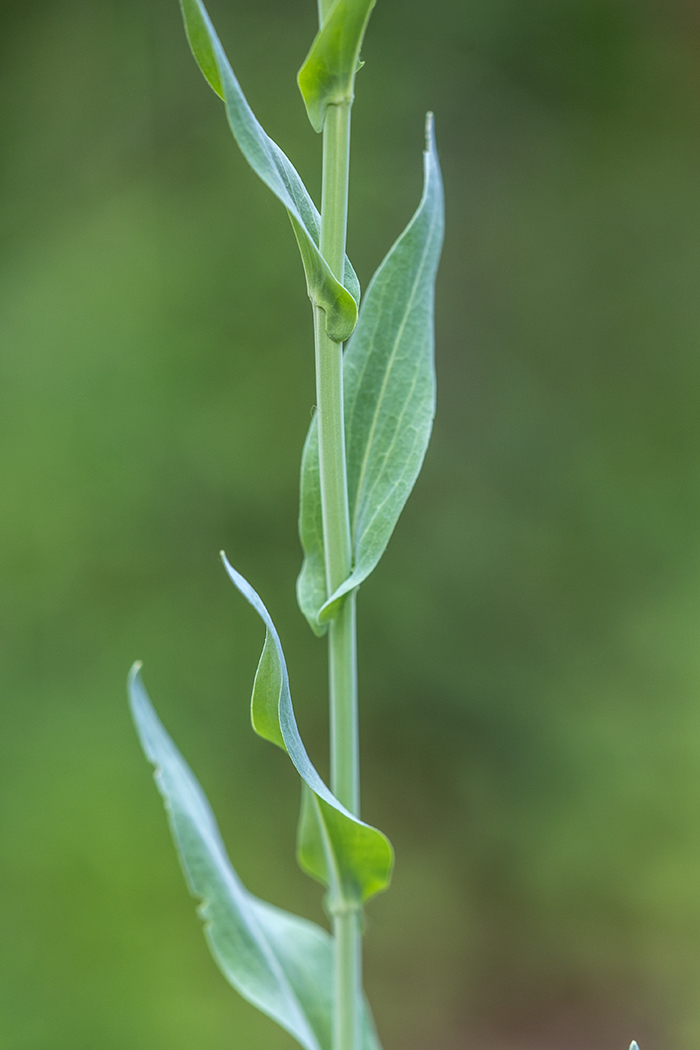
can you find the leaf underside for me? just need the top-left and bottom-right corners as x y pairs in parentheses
(298, 0), (377, 133)
(129, 666), (382, 1050)
(297, 114), (445, 634)
(179, 0), (360, 340)
(221, 556), (393, 909)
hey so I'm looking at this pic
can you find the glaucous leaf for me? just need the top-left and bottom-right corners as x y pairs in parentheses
(296, 419), (327, 636)
(128, 665), (382, 1050)
(297, 114), (445, 632)
(178, 0), (360, 338)
(222, 555), (393, 908)
(298, 0), (377, 133)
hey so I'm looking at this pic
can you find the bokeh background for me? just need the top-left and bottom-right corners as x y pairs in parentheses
(2, 0), (700, 1047)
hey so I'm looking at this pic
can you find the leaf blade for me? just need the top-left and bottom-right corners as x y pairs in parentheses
(222, 556), (393, 908)
(178, 0), (360, 339)
(128, 664), (320, 1050)
(297, 114), (445, 630)
(298, 0), (377, 133)
(128, 665), (382, 1050)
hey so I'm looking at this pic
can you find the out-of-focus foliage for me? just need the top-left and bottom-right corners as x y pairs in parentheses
(1, 1), (700, 1048)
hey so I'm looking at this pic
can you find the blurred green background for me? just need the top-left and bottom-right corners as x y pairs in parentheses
(2, 0), (700, 1047)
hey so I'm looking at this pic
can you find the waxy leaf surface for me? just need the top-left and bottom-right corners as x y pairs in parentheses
(222, 555), (393, 908)
(298, 115), (445, 632)
(298, 0), (377, 133)
(129, 666), (382, 1050)
(179, 0), (360, 338)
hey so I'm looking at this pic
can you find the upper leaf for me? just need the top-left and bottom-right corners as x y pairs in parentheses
(178, 0), (360, 338)
(222, 556), (393, 908)
(128, 666), (382, 1050)
(297, 114), (445, 632)
(298, 0), (377, 133)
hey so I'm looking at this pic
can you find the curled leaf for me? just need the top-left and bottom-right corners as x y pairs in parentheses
(298, 0), (377, 133)
(222, 555), (393, 909)
(179, 0), (360, 338)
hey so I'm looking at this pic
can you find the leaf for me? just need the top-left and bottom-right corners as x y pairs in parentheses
(298, 0), (377, 133)
(297, 114), (445, 632)
(221, 555), (393, 908)
(296, 418), (327, 637)
(128, 665), (382, 1050)
(178, 0), (360, 338)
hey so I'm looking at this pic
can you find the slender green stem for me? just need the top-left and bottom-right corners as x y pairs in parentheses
(329, 592), (359, 812)
(312, 90), (361, 1050)
(320, 104), (352, 280)
(333, 908), (362, 1050)
(313, 303), (351, 598)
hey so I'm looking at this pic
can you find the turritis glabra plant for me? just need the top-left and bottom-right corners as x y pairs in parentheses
(125, 6), (648, 1050)
(128, 1), (443, 1048)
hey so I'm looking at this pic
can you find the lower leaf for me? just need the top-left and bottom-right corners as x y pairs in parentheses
(128, 665), (381, 1050)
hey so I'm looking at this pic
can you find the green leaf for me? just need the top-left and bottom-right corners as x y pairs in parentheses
(297, 114), (445, 632)
(128, 665), (382, 1050)
(297, 418), (327, 637)
(222, 556), (393, 908)
(178, 0), (360, 338)
(298, 0), (377, 133)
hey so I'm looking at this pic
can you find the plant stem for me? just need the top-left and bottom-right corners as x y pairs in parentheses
(333, 906), (362, 1050)
(313, 91), (362, 1050)
(329, 592), (359, 811)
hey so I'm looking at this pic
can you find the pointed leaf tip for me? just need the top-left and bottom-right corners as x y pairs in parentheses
(629, 1043), (640, 1050)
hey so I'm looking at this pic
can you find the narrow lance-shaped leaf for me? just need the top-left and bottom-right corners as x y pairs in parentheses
(298, 114), (445, 633)
(298, 0), (377, 133)
(221, 555), (393, 908)
(128, 666), (383, 1050)
(179, 0), (361, 339)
